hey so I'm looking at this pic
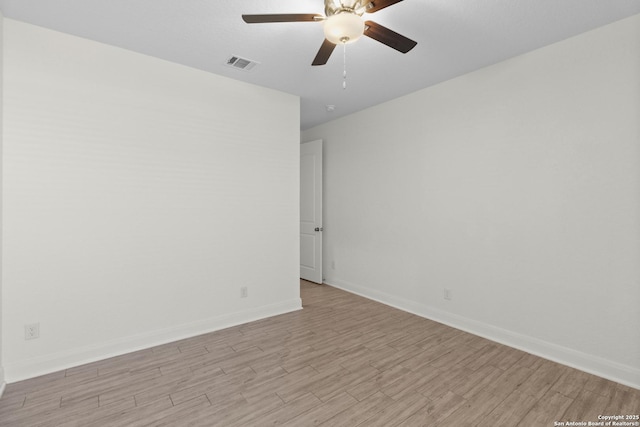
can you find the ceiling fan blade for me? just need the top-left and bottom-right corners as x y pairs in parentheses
(363, 0), (405, 13)
(363, 20), (417, 53)
(242, 14), (323, 23)
(312, 39), (337, 66)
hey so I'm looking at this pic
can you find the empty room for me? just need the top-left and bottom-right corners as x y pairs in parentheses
(0, 0), (639, 426)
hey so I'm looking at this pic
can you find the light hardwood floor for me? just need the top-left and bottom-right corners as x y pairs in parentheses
(1, 281), (638, 426)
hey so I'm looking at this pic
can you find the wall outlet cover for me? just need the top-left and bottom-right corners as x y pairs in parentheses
(25, 323), (40, 340)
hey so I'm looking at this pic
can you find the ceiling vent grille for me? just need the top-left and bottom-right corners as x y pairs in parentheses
(226, 55), (259, 72)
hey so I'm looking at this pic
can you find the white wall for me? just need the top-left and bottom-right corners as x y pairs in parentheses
(0, 9), (5, 395)
(303, 14), (640, 388)
(2, 20), (301, 382)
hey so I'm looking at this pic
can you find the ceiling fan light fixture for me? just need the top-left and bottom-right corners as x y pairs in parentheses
(323, 12), (365, 44)
(242, 0), (417, 66)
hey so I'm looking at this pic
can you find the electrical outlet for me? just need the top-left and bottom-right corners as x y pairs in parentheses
(444, 289), (452, 301)
(240, 286), (248, 298)
(25, 323), (40, 340)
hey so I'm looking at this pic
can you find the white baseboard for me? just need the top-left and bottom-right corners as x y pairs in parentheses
(0, 367), (5, 399)
(4, 298), (302, 383)
(325, 278), (640, 391)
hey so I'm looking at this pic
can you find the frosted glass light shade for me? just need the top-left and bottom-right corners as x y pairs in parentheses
(323, 13), (365, 44)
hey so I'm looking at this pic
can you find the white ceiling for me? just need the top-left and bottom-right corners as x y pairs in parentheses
(1, 0), (639, 130)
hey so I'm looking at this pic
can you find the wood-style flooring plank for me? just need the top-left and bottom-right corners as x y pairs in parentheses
(279, 391), (357, 426)
(483, 363), (536, 400)
(227, 392), (320, 427)
(434, 390), (505, 427)
(562, 389), (612, 423)
(396, 391), (467, 426)
(476, 389), (540, 426)
(516, 389), (574, 426)
(319, 391), (394, 426)
(354, 392), (432, 427)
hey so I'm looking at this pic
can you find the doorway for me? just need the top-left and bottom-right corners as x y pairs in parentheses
(300, 140), (323, 283)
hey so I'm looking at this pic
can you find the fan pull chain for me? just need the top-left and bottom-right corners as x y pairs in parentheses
(343, 43), (347, 90)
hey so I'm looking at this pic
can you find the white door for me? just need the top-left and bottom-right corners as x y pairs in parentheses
(300, 140), (323, 283)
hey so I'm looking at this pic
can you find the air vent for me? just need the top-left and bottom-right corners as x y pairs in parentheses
(226, 55), (259, 72)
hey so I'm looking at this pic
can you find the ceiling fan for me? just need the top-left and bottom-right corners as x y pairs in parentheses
(242, 0), (417, 66)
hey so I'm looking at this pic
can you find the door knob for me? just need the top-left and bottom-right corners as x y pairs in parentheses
(314, 227), (323, 232)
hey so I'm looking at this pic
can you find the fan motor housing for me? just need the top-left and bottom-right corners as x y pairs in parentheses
(324, 0), (367, 17)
